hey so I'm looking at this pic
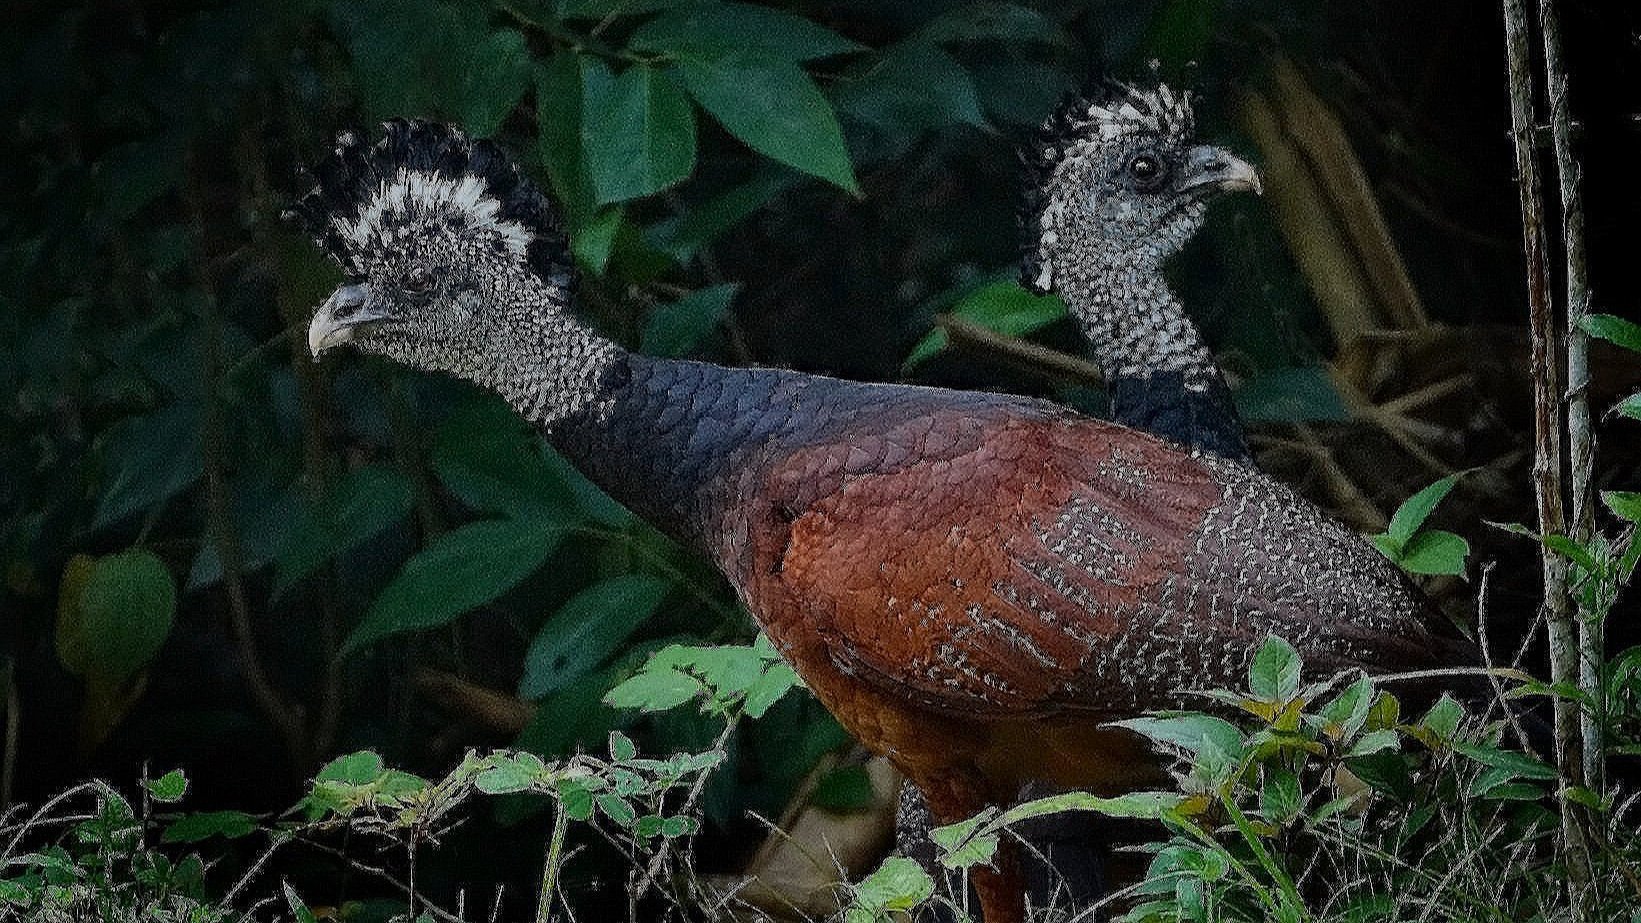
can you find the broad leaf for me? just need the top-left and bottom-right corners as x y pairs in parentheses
(92, 402), (204, 530)
(918, 3), (1070, 46)
(679, 52), (858, 194)
(1387, 473), (1463, 546)
(850, 856), (935, 913)
(1110, 714), (1242, 758)
(56, 550), (177, 686)
(1581, 313), (1641, 353)
(1396, 529), (1470, 575)
(907, 281), (1066, 365)
(582, 62), (697, 204)
(344, 518), (563, 651)
(1249, 635), (1302, 701)
(630, 3), (864, 61)
(520, 574), (670, 699)
(641, 283), (739, 357)
(833, 41), (986, 139)
(1602, 490), (1641, 525)
(538, 54), (597, 227)
(274, 466), (412, 596)
(161, 811), (256, 844)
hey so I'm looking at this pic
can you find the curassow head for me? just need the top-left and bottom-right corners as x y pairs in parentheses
(289, 119), (581, 369)
(1020, 83), (1261, 294)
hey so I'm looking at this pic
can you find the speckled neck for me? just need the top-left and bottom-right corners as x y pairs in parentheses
(1054, 251), (1250, 460)
(449, 285), (623, 429)
(1056, 254), (1218, 390)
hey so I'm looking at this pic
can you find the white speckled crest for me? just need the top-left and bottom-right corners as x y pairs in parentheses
(1019, 83), (1199, 294)
(289, 119), (576, 286)
(335, 169), (534, 261)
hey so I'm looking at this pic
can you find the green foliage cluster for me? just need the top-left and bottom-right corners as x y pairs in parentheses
(849, 637), (1641, 923)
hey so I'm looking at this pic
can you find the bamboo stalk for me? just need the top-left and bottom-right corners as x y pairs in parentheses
(1499, 0), (1591, 908)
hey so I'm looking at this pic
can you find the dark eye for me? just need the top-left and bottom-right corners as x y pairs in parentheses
(1127, 152), (1168, 191)
(403, 266), (437, 297)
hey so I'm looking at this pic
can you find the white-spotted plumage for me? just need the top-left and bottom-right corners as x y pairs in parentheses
(336, 169), (534, 260)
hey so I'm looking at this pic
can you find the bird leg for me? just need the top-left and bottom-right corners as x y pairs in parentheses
(917, 769), (1026, 923)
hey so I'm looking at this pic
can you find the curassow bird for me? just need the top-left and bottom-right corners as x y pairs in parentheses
(294, 120), (1454, 923)
(1022, 83), (1262, 462)
(897, 82), (1268, 912)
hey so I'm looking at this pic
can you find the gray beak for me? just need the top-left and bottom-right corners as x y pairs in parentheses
(1176, 144), (1263, 197)
(308, 283), (378, 358)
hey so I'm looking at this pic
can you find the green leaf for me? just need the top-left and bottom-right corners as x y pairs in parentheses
(274, 466), (412, 596)
(1233, 366), (1350, 424)
(92, 402), (204, 530)
(283, 883), (319, 923)
(1452, 742), (1557, 780)
(641, 283), (739, 357)
(1616, 392), (1641, 422)
(459, 28), (531, 136)
(557, 779), (595, 821)
(160, 811), (256, 844)
(1110, 714), (1243, 758)
(1580, 313), (1641, 353)
(929, 812), (999, 870)
(1387, 473), (1463, 545)
(742, 662), (800, 718)
(1249, 636), (1302, 701)
(646, 168), (794, 262)
(1417, 694), (1465, 745)
(344, 518), (563, 651)
(573, 207), (625, 275)
(917, 3), (1070, 45)
(630, 3), (864, 61)
(558, 0), (684, 19)
(660, 815), (698, 837)
(850, 856), (935, 913)
(316, 751), (385, 785)
(596, 793), (638, 827)
(1318, 674), (1374, 740)
(431, 396), (581, 520)
(475, 754), (541, 794)
(810, 764), (875, 812)
(1602, 490), (1641, 525)
(538, 54), (597, 227)
(520, 574), (670, 699)
(678, 52), (858, 194)
(55, 550), (177, 685)
(907, 282), (1066, 365)
(635, 814), (666, 837)
(609, 730), (639, 761)
(1346, 728), (1400, 757)
(1345, 751), (1414, 800)
(833, 41), (986, 138)
(604, 666), (704, 712)
(332, 1), (528, 134)
(1396, 529), (1470, 575)
(146, 770), (188, 803)
(581, 62), (697, 204)
(1261, 767), (1301, 825)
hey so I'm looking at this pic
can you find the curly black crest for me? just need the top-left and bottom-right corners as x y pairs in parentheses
(1017, 83), (1196, 293)
(287, 118), (575, 287)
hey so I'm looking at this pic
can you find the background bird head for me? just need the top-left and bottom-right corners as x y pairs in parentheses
(1020, 83), (1261, 295)
(290, 119), (578, 374)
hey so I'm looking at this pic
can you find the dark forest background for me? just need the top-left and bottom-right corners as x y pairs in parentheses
(3, 0), (1640, 918)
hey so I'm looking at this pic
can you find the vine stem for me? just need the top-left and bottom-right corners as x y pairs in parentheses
(537, 799), (570, 923)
